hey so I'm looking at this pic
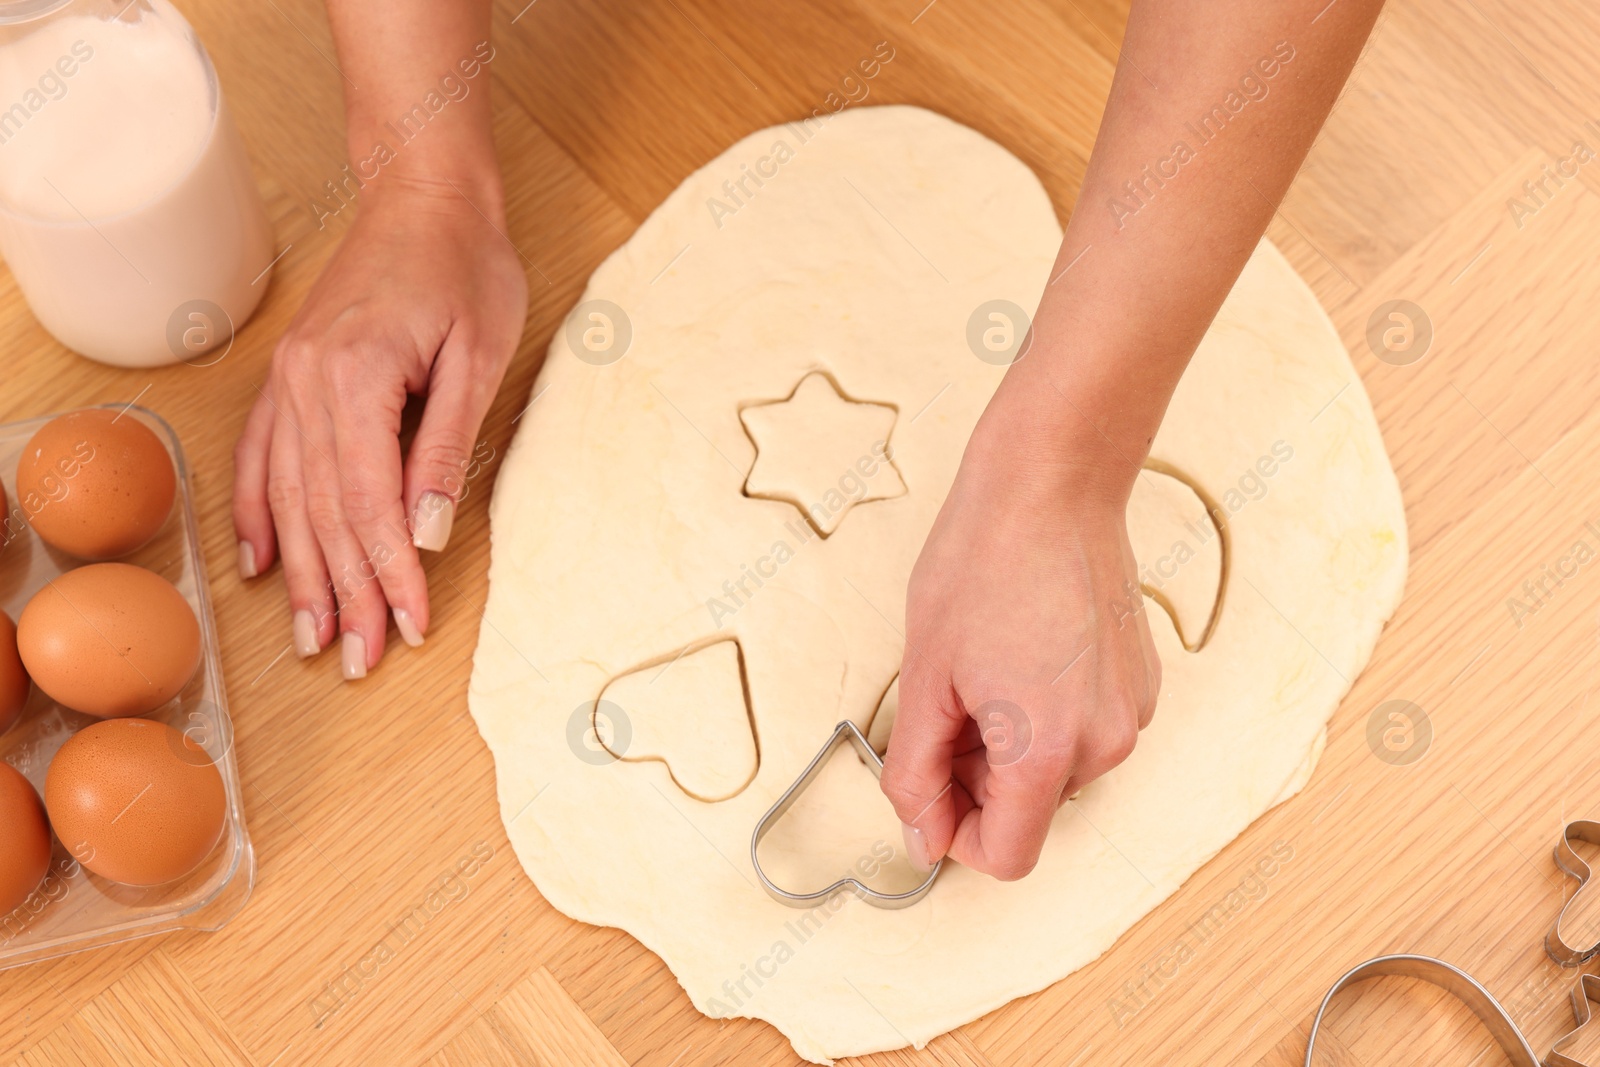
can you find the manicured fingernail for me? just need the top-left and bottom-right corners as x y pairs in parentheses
(341, 632), (367, 680)
(393, 608), (425, 648)
(237, 541), (258, 580)
(412, 492), (454, 552)
(902, 823), (930, 872)
(293, 610), (320, 658)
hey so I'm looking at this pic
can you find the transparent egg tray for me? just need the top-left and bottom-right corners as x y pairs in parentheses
(0, 404), (252, 970)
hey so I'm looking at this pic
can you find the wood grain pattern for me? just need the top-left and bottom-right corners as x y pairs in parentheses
(3, 0), (1600, 1063)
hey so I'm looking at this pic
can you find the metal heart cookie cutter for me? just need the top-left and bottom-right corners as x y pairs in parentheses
(1304, 954), (1541, 1066)
(1549, 819), (1600, 966)
(1306, 819), (1600, 1065)
(750, 719), (943, 910)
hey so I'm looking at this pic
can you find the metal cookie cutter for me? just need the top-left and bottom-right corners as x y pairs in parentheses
(750, 720), (942, 910)
(1550, 973), (1600, 1067)
(1549, 820), (1600, 965)
(1304, 955), (1540, 1067)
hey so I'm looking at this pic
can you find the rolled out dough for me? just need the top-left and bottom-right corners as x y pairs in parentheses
(469, 105), (1407, 1062)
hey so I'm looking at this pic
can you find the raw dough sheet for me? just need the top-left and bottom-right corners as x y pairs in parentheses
(468, 105), (1407, 1062)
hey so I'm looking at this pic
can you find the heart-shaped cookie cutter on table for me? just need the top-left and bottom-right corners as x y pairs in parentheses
(1306, 957), (1600, 1067)
(1303, 955), (1541, 1066)
(1549, 819), (1600, 966)
(1308, 818), (1600, 1066)
(751, 719), (943, 910)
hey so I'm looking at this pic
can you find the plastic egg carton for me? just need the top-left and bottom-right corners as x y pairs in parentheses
(0, 404), (253, 970)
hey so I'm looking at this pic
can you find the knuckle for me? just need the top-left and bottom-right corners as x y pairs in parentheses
(304, 489), (346, 533)
(323, 348), (372, 403)
(265, 474), (305, 516)
(414, 426), (478, 475)
(877, 769), (921, 818)
(342, 485), (391, 528)
(1101, 719), (1139, 766)
(1105, 690), (1144, 729)
(273, 335), (319, 374)
(989, 852), (1039, 882)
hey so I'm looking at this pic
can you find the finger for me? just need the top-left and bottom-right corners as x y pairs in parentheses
(1049, 684), (1139, 809)
(1132, 604), (1160, 730)
(947, 744), (1072, 881)
(403, 330), (503, 553)
(879, 653), (968, 872)
(299, 406), (390, 681)
(328, 381), (430, 649)
(266, 404), (336, 658)
(1123, 538), (1162, 730)
(951, 747), (993, 804)
(232, 387), (279, 580)
(940, 722), (984, 826)
(1139, 632), (1161, 730)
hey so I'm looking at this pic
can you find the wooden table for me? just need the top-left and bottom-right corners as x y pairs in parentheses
(5, 0), (1600, 1063)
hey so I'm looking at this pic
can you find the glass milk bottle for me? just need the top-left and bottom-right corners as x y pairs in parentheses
(0, 0), (273, 367)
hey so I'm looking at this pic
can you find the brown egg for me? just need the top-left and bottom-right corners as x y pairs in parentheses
(0, 611), (28, 735)
(46, 718), (225, 886)
(16, 408), (176, 560)
(0, 762), (51, 914)
(17, 563), (200, 718)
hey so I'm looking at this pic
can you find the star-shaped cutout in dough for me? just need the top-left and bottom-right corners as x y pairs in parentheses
(739, 372), (907, 537)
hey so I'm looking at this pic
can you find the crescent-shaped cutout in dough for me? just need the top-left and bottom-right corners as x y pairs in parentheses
(863, 464), (1226, 756)
(1130, 462), (1228, 653)
(593, 637), (760, 802)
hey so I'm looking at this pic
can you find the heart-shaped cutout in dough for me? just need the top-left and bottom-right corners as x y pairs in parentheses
(593, 638), (759, 802)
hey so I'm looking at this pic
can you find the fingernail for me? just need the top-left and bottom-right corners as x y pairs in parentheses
(341, 632), (367, 681)
(293, 610), (320, 658)
(902, 823), (930, 872)
(393, 608), (425, 648)
(412, 492), (454, 552)
(237, 541), (258, 580)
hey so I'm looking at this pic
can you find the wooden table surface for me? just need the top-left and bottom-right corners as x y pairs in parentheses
(5, 0), (1600, 1064)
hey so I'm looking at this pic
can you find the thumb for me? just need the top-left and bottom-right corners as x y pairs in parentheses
(403, 337), (502, 553)
(879, 656), (969, 872)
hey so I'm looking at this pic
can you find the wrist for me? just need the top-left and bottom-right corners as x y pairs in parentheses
(967, 356), (1151, 508)
(347, 148), (506, 224)
(343, 112), (504, 221)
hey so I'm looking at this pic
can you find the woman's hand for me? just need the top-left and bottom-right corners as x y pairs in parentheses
(876, 0), (1386, 878)
(879, 407), (1160, 880)
(232, 175), (528, 679)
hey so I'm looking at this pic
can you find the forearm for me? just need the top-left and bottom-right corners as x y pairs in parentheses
(325, 0), (502, 213)
(985, 0), (1382, 494)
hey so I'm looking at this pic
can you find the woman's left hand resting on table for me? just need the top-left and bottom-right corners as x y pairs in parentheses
(231, 0), (525, 680)
(232, 178), (526, 679)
